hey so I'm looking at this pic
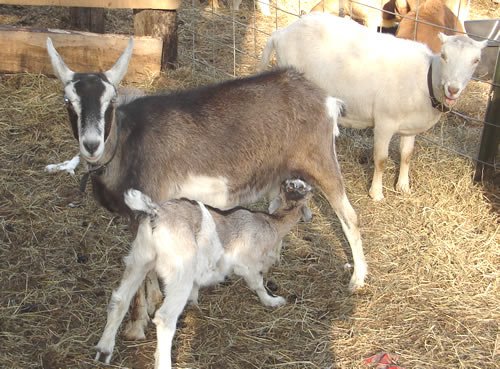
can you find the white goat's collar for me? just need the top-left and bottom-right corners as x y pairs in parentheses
(427, 64), (450, 113)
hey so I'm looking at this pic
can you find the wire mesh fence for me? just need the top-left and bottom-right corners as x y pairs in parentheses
(176, 0), (499, 176)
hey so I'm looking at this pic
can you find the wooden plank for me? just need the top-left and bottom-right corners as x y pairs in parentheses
(134, 9), (177, 70)
(0, 0), (180, 10)
(0, 26), (162, 82)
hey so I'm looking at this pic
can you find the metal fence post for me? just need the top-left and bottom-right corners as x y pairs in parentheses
(475, 49), (500, 182)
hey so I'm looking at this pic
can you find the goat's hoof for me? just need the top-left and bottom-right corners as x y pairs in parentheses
(95, 350), (112, 364)
(368, 189), (384, 201)
(122, 321), (147, 341)
(348, 280), (365, 293)
(348, 273), (367, 293)
(266, 295), (286, 307)
(396, 182), (411, 195)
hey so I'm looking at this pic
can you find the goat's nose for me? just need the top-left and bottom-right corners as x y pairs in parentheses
(83, 140), (100, 155)
(448, 86), (459, 96)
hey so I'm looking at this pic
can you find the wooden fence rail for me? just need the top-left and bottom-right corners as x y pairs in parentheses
(0, 0), (180, 80)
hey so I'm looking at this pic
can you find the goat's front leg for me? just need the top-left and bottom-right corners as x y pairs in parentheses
(235, 266), (285, 307)
(396, 135), (415, 194)
(369, 127), (393, 201)
(95, 260), (152, 363)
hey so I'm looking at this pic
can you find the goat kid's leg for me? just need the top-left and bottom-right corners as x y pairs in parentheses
(146, 270), (164, 316)
(95, 260), (153, 363)
(369, 127), (393, 201)
(188, 283), (200, 305)
(396, 135), (415, 195)
(153, 279), (193, 369)
(235, 265), (285, 307)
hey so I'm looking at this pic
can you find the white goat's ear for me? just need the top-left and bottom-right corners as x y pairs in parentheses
(105, 38), (134, 87)
(46, 37), (74, 85)
(438, 33), (449, 44)
(475, 39), (488, 50)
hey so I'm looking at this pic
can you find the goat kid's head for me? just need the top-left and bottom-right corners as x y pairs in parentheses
(437, 33), (486, 107)
(46, 38), (134, 163)
(272, 179), (313, 222)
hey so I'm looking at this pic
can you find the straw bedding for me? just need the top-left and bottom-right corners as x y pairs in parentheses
(0, 1), (498, 368)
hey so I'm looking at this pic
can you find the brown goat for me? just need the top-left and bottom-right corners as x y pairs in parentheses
(47, 38), (367, 342)
(396, 0), (464, 52)
(309, 0), (401, 30)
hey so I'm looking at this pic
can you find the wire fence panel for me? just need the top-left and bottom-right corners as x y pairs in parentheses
(177, 0), (499, 174)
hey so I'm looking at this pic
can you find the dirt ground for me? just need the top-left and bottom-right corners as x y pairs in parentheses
(0, 1), (499, 369)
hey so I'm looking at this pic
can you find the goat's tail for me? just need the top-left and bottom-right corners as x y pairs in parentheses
(258, 34), (276, 71)
(124, 189), (160, 217)
(325, 97), (346, 138)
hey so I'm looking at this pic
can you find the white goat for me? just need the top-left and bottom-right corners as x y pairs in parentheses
(259, 13), (486, 201)
(95, 179), (313, 368)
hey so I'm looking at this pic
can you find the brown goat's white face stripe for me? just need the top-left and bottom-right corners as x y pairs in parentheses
(63, 76), (117, 162)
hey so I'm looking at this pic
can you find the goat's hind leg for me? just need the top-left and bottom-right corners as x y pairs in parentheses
(153, 274), (193, 369)
(306, 159), (367, 291)
(95, 249), (155, 363)
(396, 135), (415, 194)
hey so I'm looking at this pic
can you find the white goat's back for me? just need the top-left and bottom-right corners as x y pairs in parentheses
(263, 13), (486, 127)
(267, 13), (433, 123)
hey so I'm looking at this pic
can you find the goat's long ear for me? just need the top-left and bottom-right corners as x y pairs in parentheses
(301, 206), (313, 223)
(105, 38), (134, 87)
(46, 37), (74, 85)
(475, 38), (488, 50)
(438, 32), (449, 44)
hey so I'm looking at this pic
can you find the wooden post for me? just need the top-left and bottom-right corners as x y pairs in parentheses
(69, 7), (105, 33)
(475, 49), (500, 182)
(134, 9), (177, 70)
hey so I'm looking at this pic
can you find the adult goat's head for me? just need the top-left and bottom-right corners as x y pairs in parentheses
(46, 38), (134, 163)
(437, 34), (486, 107)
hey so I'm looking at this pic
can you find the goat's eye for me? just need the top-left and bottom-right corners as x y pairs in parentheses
(63, 96), (70, 104)
(441, 53), (447, 62)
(473, 58), (480, 64)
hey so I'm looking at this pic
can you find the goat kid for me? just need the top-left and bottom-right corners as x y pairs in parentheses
(95, 179), (313, 368)
(259, 13), (486, 201)
(47, 37), (366, 340)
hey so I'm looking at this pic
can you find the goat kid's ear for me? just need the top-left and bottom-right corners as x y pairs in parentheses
(46, 37), (74, 85)
(105, 38), (134, 87)
(301, 206), (313, 223)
